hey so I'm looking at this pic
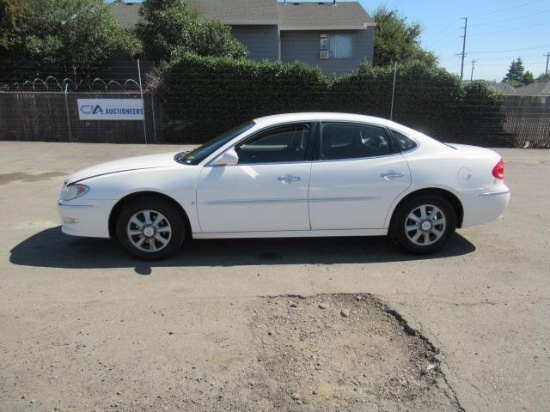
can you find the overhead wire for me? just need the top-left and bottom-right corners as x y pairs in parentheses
(468, 8), (550, 27)
(469, 44), (550, 55)
(449, 1), (549, 78)
(466, 0), (546, 18)
(468, 21), (549, 37)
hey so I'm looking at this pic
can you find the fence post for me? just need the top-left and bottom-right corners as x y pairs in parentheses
(390, 62), (397, 121)
(151, 93), (157, 143)
(64, 84), (73, 142)
(137, 58), (148, 144)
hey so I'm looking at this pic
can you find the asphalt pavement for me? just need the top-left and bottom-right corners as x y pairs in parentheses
(1, 142), (549, 411)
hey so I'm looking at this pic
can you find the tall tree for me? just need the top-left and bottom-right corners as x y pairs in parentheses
(136, 0), (197, 62)
(184, 19), (248, 59)
(1, 0), (139, 76)
(504, 57), (535, 86)
(372, 7), (437, 67)
(135, 0), (247, 63)
(0, 0), (28, 49)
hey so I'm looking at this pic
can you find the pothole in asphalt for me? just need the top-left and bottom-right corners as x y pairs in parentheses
(246, 293), (462, 411)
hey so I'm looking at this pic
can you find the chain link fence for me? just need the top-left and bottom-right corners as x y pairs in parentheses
(0, 72), (548, 147)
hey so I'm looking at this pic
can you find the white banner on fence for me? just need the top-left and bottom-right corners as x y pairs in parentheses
(77, 99), (144, 121)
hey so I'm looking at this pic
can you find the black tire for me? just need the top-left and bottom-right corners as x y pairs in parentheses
(115, 198), (185, 260)
(390, 195), (457, 255)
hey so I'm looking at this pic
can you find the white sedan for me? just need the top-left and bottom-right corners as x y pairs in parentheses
(58, 113), (510, 260)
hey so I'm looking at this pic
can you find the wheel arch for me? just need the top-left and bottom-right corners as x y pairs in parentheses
(389, 188), (464, 230)
(108, 191), (192, 239)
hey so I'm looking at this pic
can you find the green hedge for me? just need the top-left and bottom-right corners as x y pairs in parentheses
(159, 53), (328, 141)
(158, 54), (509, 145)
(331, 64), (463, 138)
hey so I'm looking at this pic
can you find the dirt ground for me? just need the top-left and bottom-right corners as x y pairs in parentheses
(1, 293), (460, 412)
(1, 142), (549, 412)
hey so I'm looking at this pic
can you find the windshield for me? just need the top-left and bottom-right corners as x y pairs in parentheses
(176, 121), (255, 165)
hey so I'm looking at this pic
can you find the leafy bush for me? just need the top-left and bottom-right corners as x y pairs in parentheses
(330, 63), (464, 138)
(458, 81), (509, 145)
(157, 54), (506, 145)
(159, 53), (328, 141)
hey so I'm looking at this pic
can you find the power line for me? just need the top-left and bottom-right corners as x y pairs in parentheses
(471, 60), (546, 68)
(424, 29), (462, 51)
(422, 25), (461, 45)
(468, 8), (550, 27)
(453, 0), (546, 77)
(468, 21), (548, 37)
(466, 0), (545, 18)
(468, 44), (550, 55)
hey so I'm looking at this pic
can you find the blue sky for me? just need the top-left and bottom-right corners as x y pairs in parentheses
(109, 1), (550, 81)
(359, 0), (550, 81)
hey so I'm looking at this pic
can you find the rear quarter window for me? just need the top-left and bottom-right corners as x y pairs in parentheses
(391, 130), (418, 152)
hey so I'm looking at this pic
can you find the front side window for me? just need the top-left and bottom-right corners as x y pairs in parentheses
(236, 124), (311, 164)
(320, 123), (393, 160)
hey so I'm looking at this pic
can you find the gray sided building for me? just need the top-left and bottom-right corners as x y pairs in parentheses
(278, 2), (374, 76)
(111, 0), (375, 76)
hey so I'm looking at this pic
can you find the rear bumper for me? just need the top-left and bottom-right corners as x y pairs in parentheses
(461, 188), (511, 228)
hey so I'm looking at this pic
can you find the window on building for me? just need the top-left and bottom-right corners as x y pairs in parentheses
(329, 34), (353, 59)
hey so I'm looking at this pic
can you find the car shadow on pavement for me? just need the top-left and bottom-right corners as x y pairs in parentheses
(9, 226), (476, 270)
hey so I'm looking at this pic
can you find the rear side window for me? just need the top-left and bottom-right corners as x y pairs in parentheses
(320, 123), (393, 160)
(391, 130), (418, 152)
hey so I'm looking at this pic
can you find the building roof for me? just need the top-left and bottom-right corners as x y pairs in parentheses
(109, 1), (373, 30)
(491, 80), (550, 96)
(191, 0), (278, 25)
(277, 2), (374, 31)
(516, 80), (550, 96)
(489, 82), (517, 95)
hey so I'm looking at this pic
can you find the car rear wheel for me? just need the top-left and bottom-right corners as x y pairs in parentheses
(390, 195), (456, 254)
(115, 198), (185, 260)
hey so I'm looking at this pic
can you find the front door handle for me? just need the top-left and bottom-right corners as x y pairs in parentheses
(381, 171), (405, 180)
(278, 175), (302, 184)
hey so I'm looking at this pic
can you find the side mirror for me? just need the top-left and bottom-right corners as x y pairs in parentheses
(210, 148), (239, 166)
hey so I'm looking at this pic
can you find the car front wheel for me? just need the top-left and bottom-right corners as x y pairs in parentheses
(115, 198), (185, 260)
(390, 195), (457, 254)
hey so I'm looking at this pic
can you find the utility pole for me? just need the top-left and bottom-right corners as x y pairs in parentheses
(545, 52), (550, 75)
(460, 17), (468, 81)
(470, 60), (477, 81)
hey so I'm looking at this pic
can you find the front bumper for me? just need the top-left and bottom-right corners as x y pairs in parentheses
(57, 199), (114, 238)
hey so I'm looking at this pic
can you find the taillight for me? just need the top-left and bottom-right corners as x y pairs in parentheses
(492, 159), (505, 180)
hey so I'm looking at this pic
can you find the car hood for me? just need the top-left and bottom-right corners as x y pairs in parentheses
(66, 152), (181, 184)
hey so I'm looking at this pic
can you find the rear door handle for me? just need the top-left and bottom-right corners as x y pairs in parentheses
(381, 171), (405, 180)
(278, 175), (302, 184)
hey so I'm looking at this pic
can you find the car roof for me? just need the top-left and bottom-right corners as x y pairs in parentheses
(251, 112), (447, 149)
(253, 112), (399, 128)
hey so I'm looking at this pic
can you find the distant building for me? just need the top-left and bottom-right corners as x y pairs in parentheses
(110, 0), (375, 76)
(491, 80), (550, 96)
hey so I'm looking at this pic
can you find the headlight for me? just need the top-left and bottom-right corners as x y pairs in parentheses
(62, 183), (90, 201)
